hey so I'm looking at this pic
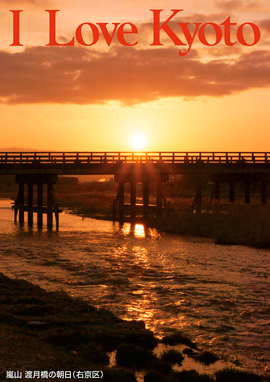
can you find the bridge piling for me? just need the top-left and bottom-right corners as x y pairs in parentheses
(130, 182), (136, 224)
(143, 181), (149, 221)
(156, 183), (163, 218)
(113, 176), (168, 224)
(37, 183), (43, 227)
(18, 183), (24, 224)
(27, 184), (34, 225)
(14, 200), (18, 223)
(3, 151), (270, 225)
(13, 174), (60, 229)
(47, 181), (54, 228)
(55, 203), (60, 230)
(118, 182), (125, 226)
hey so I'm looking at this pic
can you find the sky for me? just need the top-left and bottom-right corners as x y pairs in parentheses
(0, 0), (270, 152)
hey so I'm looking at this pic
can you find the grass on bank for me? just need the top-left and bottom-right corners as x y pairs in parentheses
(2, 177), (270, 247)
(1, 273), (268, 382)
(53, 180), (270, 248)
(57, 187), (270, 248)
(154, 204), (270, 247)
(0, 272), (156, 381)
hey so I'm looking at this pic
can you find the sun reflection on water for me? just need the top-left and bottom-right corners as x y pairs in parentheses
(119, 223), (130, 236)
(119, 223), (161, 239)
(126, 303), (154, 323)
(134, 224), (145, 238)
(120, 223), (145, 238)
(0, 198), (269, 373)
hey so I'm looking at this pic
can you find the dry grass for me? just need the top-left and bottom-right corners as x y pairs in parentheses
(2, 178), (270, 247)
(155, 204), (270, 247)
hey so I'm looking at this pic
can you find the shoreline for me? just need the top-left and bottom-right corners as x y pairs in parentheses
(68, 205), (270, 249)
(0, 272), (268, 382)
(2, 187), (270, 248)
(0, 198), (269, 380)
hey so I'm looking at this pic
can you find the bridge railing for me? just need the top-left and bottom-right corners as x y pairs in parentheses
(0, 152), (269, 165)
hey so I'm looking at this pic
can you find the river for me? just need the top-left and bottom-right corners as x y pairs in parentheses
(0, 199), (269, 376)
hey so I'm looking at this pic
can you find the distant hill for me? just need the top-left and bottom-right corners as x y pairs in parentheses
(0, 147), (46, 152)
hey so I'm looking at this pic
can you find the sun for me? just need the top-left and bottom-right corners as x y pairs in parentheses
(131, 133), (146, 150)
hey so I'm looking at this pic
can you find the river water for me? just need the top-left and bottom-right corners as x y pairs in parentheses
(0, 199), (269, 375)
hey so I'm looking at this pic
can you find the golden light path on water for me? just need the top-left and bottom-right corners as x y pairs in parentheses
(118, 223), (189, 332)
(0, 200), (270, 376)
(117, 224), (157, 325)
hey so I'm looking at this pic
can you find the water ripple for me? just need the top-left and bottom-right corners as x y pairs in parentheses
(0, 200), (269, 375)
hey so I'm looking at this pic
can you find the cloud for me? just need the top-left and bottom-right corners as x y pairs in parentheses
(259, 19), (270, 32)
(0, 45), (270, 105)
(214, 0), (260, 12)
(2, 0), (53, 5)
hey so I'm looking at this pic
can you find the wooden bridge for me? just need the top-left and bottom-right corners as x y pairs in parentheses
(1, 151), (270, 228)
(1, 151), (270, 168)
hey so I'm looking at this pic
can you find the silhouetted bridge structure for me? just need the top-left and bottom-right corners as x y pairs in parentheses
(1, 151), (270, 228)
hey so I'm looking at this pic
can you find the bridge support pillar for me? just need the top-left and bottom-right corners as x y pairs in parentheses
(261, 180), (267, 204)
(47, 181), (54, 228)
(114, 166), (169, 224)
(14, 200), (18, 223)
(118, 182), (125, 226)
(28, 184), (34, 226)
(130, 182), (136, 224)
(229, 182), (235, 203)
(37, 183), (43, 227)
(244, 182), (251, 204)
(156, 182), (163, 218)
(18, 183), (24, 224)
(55, 203), (60, 230)
(143, 181), (149, 222)
(14, 174), (60, 229)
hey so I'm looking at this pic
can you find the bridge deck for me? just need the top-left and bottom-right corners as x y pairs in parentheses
(0, 151), (270, 164)
(0, 152), (270, 177)
(3, 152), (270, 227)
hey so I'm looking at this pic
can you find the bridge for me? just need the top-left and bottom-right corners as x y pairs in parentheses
(1, 151), (270, 228)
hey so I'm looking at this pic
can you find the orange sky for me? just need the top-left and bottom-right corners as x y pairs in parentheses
(1, 0), (270, 152)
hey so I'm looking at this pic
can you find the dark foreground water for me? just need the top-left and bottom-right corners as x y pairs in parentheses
(0, 199), (269, 375)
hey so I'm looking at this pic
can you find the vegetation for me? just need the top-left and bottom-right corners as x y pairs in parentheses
(173, 370), (215, 382)
(154, 205), (270, 247)
(0, 272), (156, 379)
(115, 343), (158, 370)
(160, 349), (184, 366)
(0, 178), (269, 378)
(194, 350), (219, 366)
(55, 177), (270, 248)
(161, 331), (198, 349)
(1, 174), (270, 247)
(4, 272), (266, 382)
(215, 368), (264, 382)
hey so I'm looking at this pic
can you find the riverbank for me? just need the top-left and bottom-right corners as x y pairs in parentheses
(65, 199), (270, 248)
(0, 272), (154, 381)
(52, 183), (270, 248)
(2, 178), (270, 248)
(152, 205), (270, 248)
(0, 273), (268, 382)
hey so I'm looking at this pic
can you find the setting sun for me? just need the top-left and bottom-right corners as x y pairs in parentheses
(131, 134), (146, 150)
